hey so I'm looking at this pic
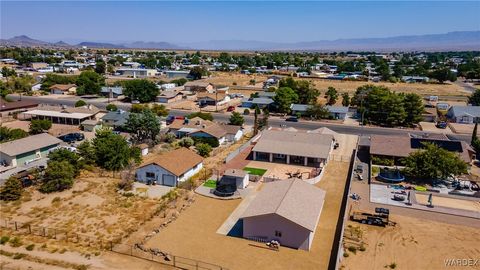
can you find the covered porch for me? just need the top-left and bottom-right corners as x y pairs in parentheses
(252, 151), (325, 168)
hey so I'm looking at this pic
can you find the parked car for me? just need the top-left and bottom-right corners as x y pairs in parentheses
(286, 116), (299, 122)
(227, 106), (236, 112)
(166, 115), (175, 125)
(131, 100), (140, 104)
(436, 121), (447, 129)
(58, 133), (84, 143)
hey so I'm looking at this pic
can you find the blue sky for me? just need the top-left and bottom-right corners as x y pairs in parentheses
(1, 1), (479, 43)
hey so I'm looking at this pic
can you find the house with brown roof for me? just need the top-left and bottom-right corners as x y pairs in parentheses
(197, 92), (230, 107)
(156, 89), (184, 103)
(135, 148), (203, 186)
(0, 98), (38, 116)
(49, 84), (77, 95)
(168, 117), (228, 145)
(184, 81), (215, 93)
(242, 179), (326, 251)
(369, 134), (475, 165)
(252, 129), (334, 167)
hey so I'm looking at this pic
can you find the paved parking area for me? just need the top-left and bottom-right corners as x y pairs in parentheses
(132, 182), (174, 199)
(419, 121), (453, 134)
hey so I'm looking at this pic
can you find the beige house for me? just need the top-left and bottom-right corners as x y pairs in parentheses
(252, 129), (334, 167)
(49, 84), (77, 95)
(242, 179), (326, 251)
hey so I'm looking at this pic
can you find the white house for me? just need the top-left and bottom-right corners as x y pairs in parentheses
(446, 106), (480, 124)
(135, 148), (203, 186)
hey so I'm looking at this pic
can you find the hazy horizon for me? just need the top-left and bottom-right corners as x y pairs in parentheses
(1, 1), (479, 44)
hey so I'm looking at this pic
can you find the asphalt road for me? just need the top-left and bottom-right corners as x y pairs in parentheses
(8, 94), (471, 142)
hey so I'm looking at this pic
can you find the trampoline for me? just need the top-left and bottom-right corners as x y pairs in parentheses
(213, 177), (238, 197)
(378, 168), (405, 182)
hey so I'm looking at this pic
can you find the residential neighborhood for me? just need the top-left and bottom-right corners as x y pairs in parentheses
(0, 1), (479, 270)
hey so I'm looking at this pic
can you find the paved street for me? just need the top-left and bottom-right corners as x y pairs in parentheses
(8, 94), (471, 142)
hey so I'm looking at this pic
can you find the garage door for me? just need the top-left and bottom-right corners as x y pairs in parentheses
(162, 175), (176, 187)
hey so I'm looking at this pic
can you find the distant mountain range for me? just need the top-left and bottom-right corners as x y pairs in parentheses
(1, 31), (479, 51)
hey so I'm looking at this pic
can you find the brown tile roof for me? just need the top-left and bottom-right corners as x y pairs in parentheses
(192, 123), (227, 138)
(49, 84), (76, 91)
(221, 124), (241, 135)
(0, 98), (38, 112)
(138, 148), (203, 176)
(197, 92), (227, 101)
(241, 179), (326, 232)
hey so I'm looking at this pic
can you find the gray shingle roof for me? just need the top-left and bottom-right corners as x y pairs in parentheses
(252, 129), (333, 159)
(448, 106), (480, 118)
(0, 133), (61, 157)
(326, 106), (349, 114)
(241, 97), (275, 105)
(241, 179), (326, 232)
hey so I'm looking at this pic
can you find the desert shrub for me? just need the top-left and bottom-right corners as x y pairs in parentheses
(343, 252), (349, 257)
(0, 236), (10, 245)
(9, 237), (22, 247)
(192, 137), (219, 148)
(243, 109), (250, 115)
(179, 137), (194, 148)
(359, 245), (366, 252)
(13, 253), (26, 260)
(347, 245), (357, 254)
(164, 133), (177, 143)
(25, 244), (35, 251)
(371, 156), (394, 166)
(196, 143), (212, 157)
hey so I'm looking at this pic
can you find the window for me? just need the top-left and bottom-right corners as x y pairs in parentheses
(275, 230), (282, 237)
(146, 172), (155, 178)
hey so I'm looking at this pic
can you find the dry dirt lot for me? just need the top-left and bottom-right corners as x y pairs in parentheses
(206, 72), (469, 97)
(143, 160), (351, 270)
(415, 194), (480, 212)
(340, 215), (480, 270)
(0, 172), (164, 245)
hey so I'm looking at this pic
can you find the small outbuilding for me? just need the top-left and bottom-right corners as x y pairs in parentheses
(220, 169), (249, 189)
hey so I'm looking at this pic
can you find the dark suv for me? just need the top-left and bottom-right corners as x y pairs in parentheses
(59, 133), (85, 143)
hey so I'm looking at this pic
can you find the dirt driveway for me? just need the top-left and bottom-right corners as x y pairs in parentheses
(144, 160), (351, 270)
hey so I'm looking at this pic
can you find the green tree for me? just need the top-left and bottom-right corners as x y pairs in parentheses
(75, 100), (87, 107)
(0, 127), (28, 142)
(274, 87), (299, 113)
(325, 87), (338, 105)
(48, 149), (82, 176)
(179, 137), (194, 148)
(189, 66), (208, 80)
(124, 109), (161, 144)
(279, 77), (320, 104)
(76, 70), (104, 95)
(151, 104), (169, 117)
(0, 177), (23, 201)
(468, 89), (480, 106)
(196, 143), (212, 157)
(106, 103), (118, 111)
(77, 140), (96, 166)
(123, 79), (159, 103)
(306, 104), (330, 119)
(341, 93), (350, 107)
(92, 129), (136, 171)
(229, 112), (244, 126)
(430, 68), (457, 83)
(171, 78), (188, 86)
(403, 143), (467, 182)
(40, 161), (76, 193)
(472, 120), (478, 145)
(95, 61), (106, 74)
(29, 119), (52, 134)
(403, 93), (424, 126)
(186, 112), (213, 121)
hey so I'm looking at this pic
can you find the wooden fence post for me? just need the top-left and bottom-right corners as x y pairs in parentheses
(110, 241), (113, 251)
(14, 222), (17, 231)
(42, 227), (46, 237)
(28, 224), (31, 234)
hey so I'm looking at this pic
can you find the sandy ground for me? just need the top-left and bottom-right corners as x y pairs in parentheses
(205, 72), (469, 96)
(419, 122), (454, 134)
(341, 215), (480, 270)
(143, 160), (350, 270)
(415, 194), (480, 212)
(245, 160), (313, 179)
(0, 174), (162, 244)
